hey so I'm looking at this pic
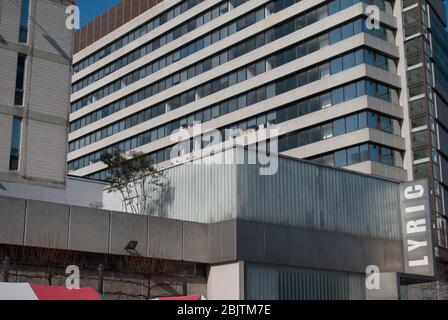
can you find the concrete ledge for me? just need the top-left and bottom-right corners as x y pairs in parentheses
(0, 196), (26, 245)
(25, 200), (70, 249)
(0, 196), (405, 275)
(69, 206), (110, 253)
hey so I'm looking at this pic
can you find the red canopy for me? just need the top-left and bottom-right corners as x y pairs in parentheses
(156, 294), (206, 300)
(30, 284), (102, 300)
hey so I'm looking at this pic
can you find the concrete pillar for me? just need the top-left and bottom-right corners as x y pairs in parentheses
(207, 261), (244, 300)
(366, 272), (400, 300)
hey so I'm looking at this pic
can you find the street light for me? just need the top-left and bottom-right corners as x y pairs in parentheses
(125, 240), (139, 255)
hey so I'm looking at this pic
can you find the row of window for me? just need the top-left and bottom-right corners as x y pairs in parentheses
(72, 0), (205, 74)
(85, 138), (402, 181)
(72, 0), (392, 114)
(69, 16), (395, 132)
(70, 0), (272, 112)
(278, 111), (400, 153)
(70, 0), (346, 127)
(71, 0), (394, 113)
(68, 78), (398, 171)
(309, 143), (403, 168)
(71, 0), (264, 107)
(72, 0), (248, 93)
(68, 46), (393, 151)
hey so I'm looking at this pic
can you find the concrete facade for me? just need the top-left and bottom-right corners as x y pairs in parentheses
(0, 0), (74, 188)
(0, 194), (408, 299)
(68, 0), (407, 183)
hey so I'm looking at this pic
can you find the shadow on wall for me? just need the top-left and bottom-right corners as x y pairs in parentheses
(146, 179), (175, 219)
(31, 13), (70, 59)
(43, 34), (69, 59)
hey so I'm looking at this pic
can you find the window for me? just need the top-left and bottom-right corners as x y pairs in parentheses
(310, 127), (321, 143)
(14, 54), (27, 105)
(331, 56), (343, 74)
(335, 149), (347, 167)
(333, 118), (346, 136)
(381, 147), (394, 166)
(380, 116), (393, 133)
(322, 123), (333, 139)
(360, 144), (369, 162)
(318, 33), (329, 49)
(347, 145), (360, 165)
(344, 83), (356, 101)
(321, 93), (332, 108)
(299, 130), (310, 146)
(346, 114), (358, 132)
(343, 52), (355, 69)
(332, 87), (344, 105)
(328, 0), (340, 15)
(330, 28), (342, 44)
(358, 111), (367, 128)
(9, 117), (22, 171)
(369, 144), (380, 162)
(19, 0), (30, 43)
(341, 23), (354, 39)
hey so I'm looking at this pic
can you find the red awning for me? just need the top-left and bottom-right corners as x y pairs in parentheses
(156, 294), (206, 300)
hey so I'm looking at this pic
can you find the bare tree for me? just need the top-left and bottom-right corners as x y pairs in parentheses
(101, 148), (165, 215)
(124, 255), (175, 299)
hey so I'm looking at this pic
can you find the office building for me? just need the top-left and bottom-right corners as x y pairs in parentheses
(0, 0), (105, 207)
(0, 0), (74, 188)
(68, 0), (448, 296)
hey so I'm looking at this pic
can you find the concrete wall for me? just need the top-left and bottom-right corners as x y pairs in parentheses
(0, 194), (405, 274)
(0, 0), (73, 188)
(0, 176), (104, 208)
(207, 262), (244, 300)
(0, 196), (210, 263)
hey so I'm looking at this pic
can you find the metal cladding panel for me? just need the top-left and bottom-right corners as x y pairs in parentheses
(237, 157), (401, 241)
(245, 263), (365, 300)
(146, 163), (238, 223)
(147, 151), (400, 240)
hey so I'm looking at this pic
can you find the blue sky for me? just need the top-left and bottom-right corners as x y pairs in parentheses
(78, 0), (448, 28)
(78, 0), (121, 26)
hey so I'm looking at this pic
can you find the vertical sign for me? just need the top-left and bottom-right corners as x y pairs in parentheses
(400, 179), (435, 277)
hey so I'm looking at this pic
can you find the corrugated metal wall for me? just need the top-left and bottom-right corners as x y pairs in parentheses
(237, 157), (401, 240)
(245, 263), (365, 300)
(146, 151), (401, 240)
(146, 163), (238, 223)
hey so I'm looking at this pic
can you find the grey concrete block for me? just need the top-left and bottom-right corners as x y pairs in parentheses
(148, 216), (182, 260)
(236, 220), (265, 262)
(209, 222), (223, 263)
(209, 220), (237, 263)
(383, 240), (404, 272)
(337, 235), (364, 272)
(265, 224), (291, 265)
(25, 200), (69, 249)
(110, 211), (148, 256)
(183, 221), (209, 263)
(290, 228), (320, 269)
(362, 238), (386, 271)
(366, 272), (399, 300)
(221, 220), (237, 262)
(69, 206), (110, 253)
(317, 231), (346, 271)
(0, 196), (26, 245)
